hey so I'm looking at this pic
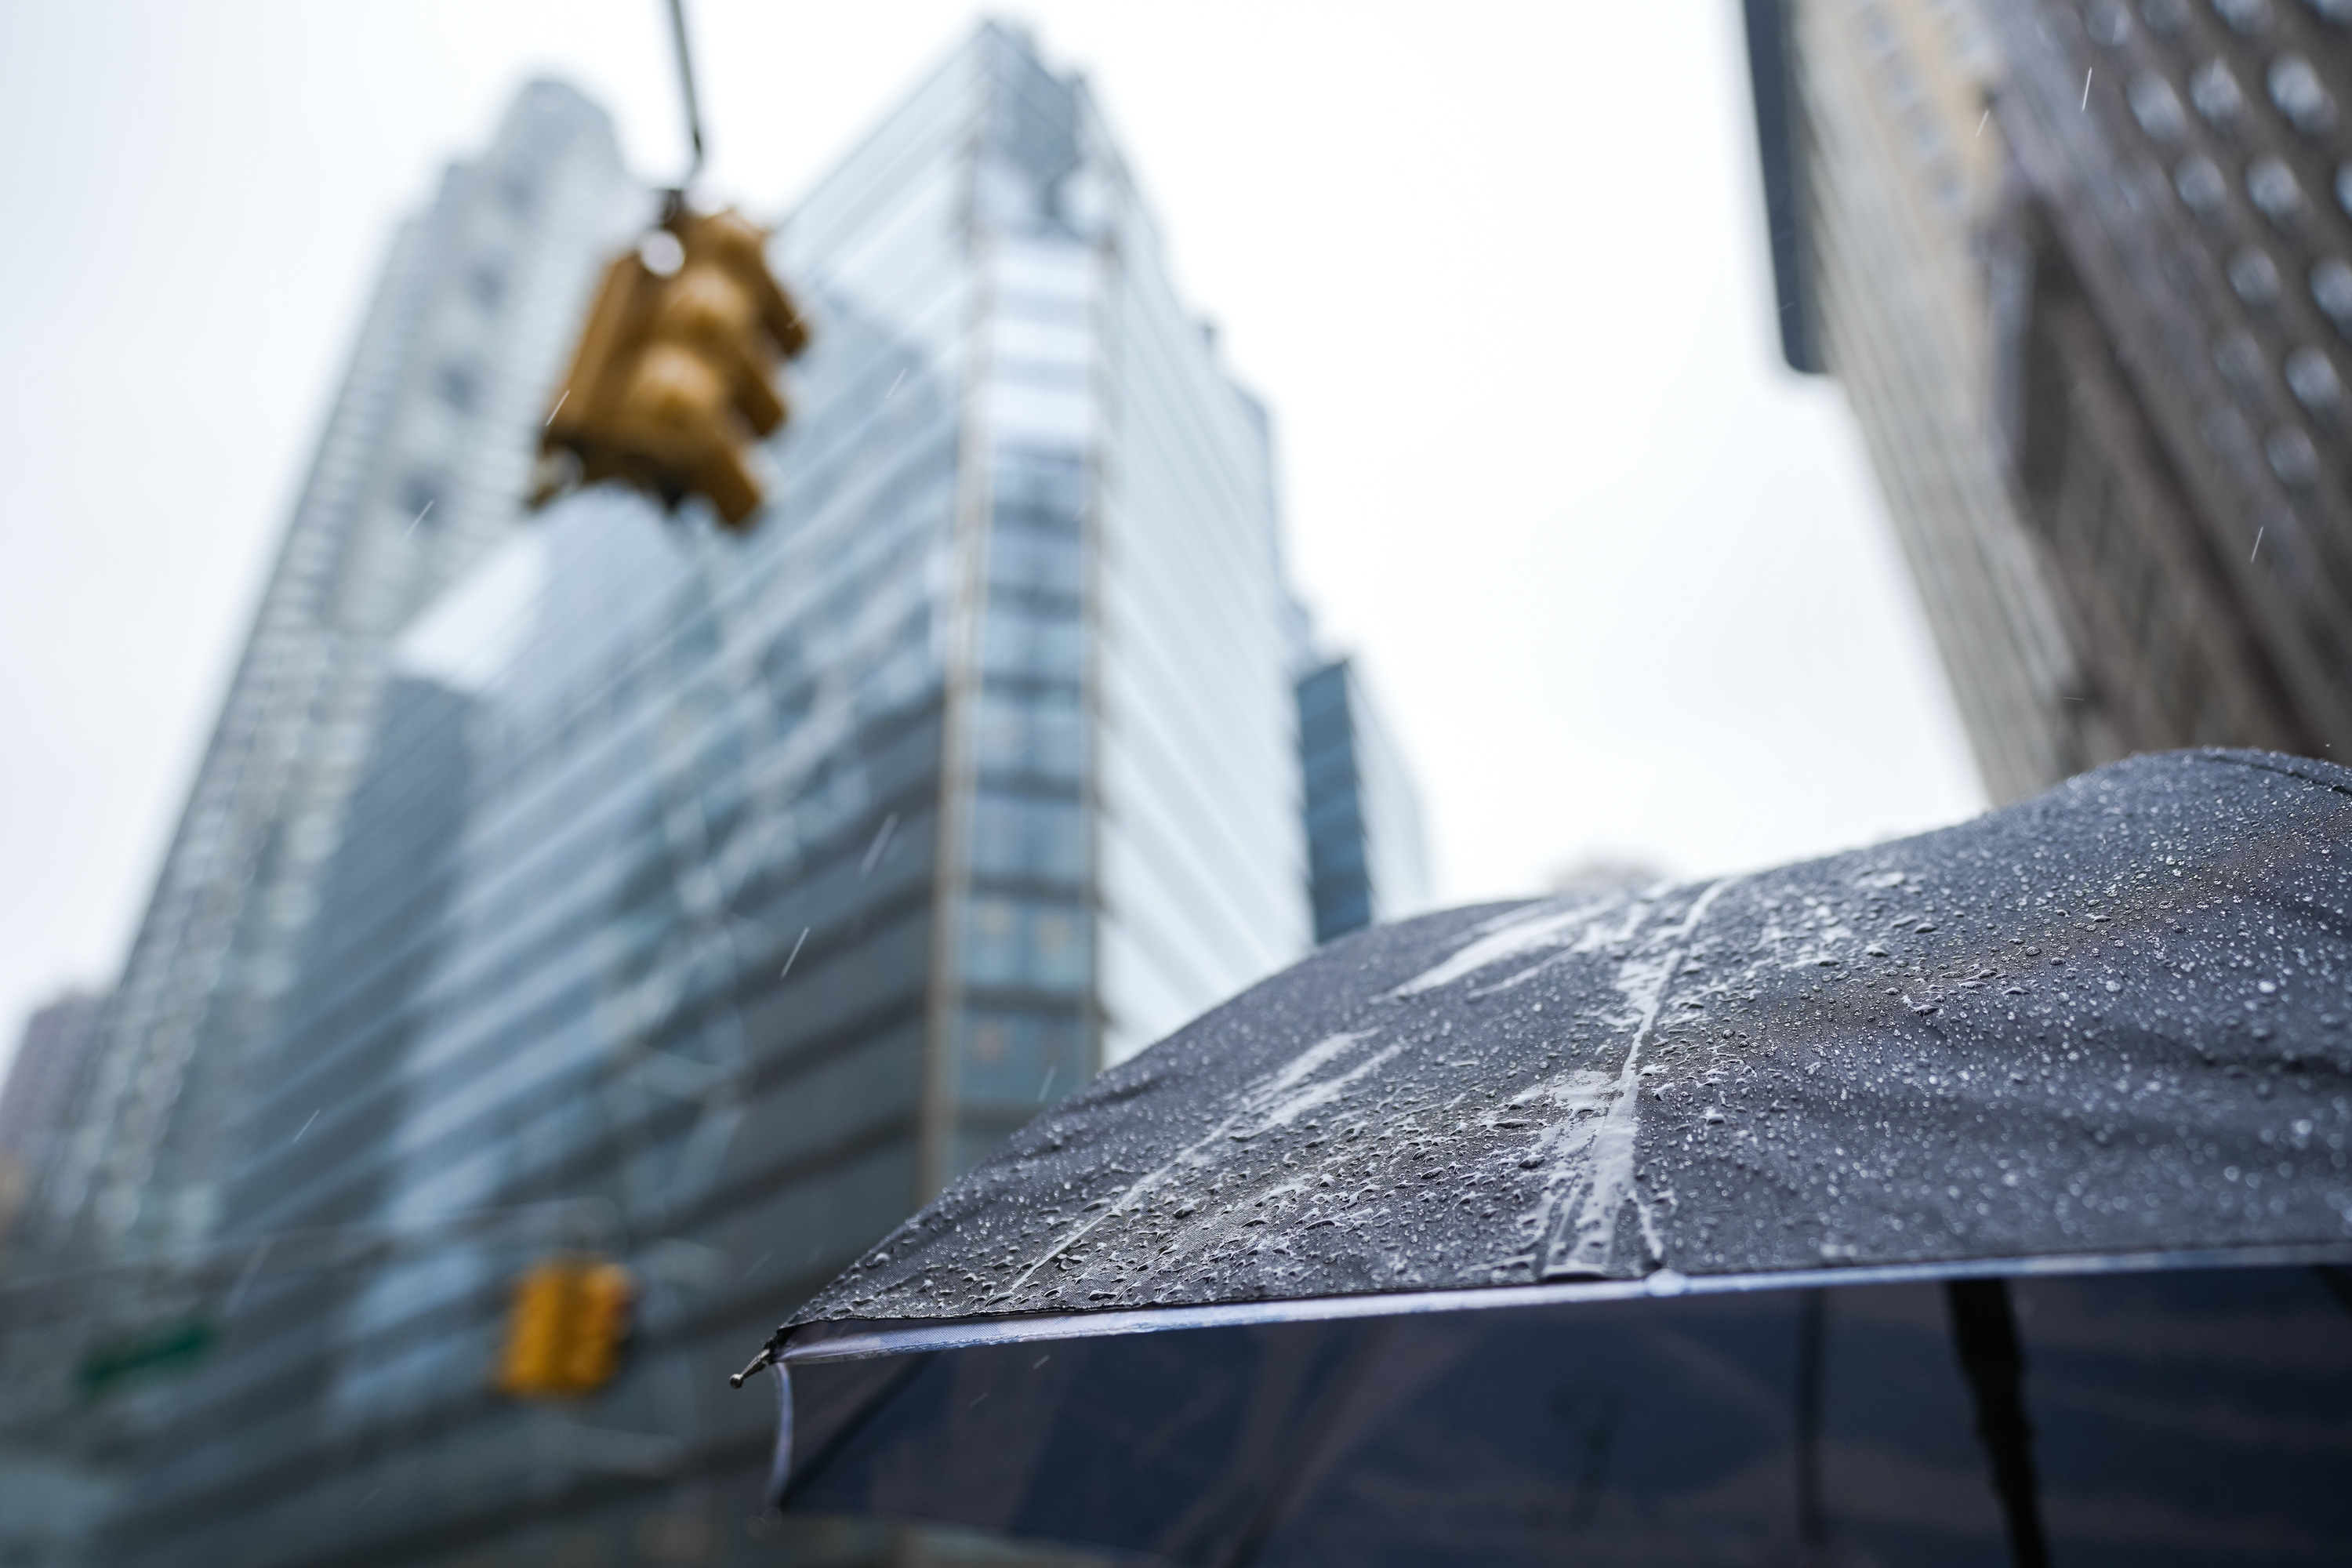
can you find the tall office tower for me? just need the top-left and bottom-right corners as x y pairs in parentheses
(26, 81), (643, 1265)
(1746, 0), (2111, 804)
(1747, 0), (2352, 800)
(1980, 0), (2352, 758)
(0, 992), (101, 1250)
(0, 78), (642, 1568)
(111, 26), (1317, 1566)
(1298, 659), (1432, 943)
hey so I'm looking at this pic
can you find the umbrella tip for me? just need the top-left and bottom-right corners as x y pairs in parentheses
(729, 1345), (777, 1388)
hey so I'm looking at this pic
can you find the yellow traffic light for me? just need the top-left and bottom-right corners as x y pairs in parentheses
(535, 206), (809, 530)
(561, 1261), (635, 1392)
(493, 1256), (636, 1399)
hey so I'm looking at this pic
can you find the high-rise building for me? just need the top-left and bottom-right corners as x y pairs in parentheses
(1744, 0), (2352, 800)
(89, 24), (1368, 1566)
(1745, 0), (2108, 803)
(1981, 0), (2350, 756)
(0, 992), (101, 1252)
(0, 82), (643, 1568)
(25, 82), (644, 1267)
(1298, 658), (1432, 943)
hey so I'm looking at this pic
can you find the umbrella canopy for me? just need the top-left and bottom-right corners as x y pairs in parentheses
(746, 750), (2352, 1563)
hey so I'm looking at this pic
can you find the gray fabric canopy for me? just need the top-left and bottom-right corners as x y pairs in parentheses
(774, 748), (2352, 1340)
(741, 750), (2352, 1566)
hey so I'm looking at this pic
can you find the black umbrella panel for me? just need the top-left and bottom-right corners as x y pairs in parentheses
(753, 750), (2352, 1563)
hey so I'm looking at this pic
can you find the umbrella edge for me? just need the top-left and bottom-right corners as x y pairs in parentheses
(774, 1236), (2352, 1367)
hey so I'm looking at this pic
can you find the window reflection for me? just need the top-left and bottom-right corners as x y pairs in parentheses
(963, 894), (1091, 991)
(954, 1007), (1086, 1105)
(972, 792), (1086, 884)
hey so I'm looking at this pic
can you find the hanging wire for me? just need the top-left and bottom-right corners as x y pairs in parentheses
(666, 0), (708, 205)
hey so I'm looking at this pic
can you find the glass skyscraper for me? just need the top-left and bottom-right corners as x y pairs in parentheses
(0, 80), (642, 1568)
(74, 24), (1393, 1567)
(1298, 659), (1432, 944)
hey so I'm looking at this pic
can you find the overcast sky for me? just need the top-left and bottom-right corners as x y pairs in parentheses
(0, 2), (1985, 1074)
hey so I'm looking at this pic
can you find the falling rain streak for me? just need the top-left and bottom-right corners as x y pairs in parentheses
(858, 815), (898, 880)
(224, 1236), (273, 1316)
(779, 927), (809, 980)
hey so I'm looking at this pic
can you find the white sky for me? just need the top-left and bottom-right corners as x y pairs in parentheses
(0, 2), (1985, 1076)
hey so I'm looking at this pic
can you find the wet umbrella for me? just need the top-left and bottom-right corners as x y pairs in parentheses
(737, 750), (2352, 1565)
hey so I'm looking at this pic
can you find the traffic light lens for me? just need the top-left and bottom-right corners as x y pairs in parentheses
(638, 230), (687, 278)
(655, 268), (758, 343)
(625, 345), (730, 434)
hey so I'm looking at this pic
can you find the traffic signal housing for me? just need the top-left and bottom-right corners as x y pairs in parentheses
(493, 1255), (636, 1399)
(535, 206), (809, 530)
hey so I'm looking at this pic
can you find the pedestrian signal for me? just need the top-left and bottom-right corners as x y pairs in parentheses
(493, 1256), (636, 1399)
(534, 206), (809, 529)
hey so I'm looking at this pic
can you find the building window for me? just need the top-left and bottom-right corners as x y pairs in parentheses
(436, 363), (481, 412)
(2247, 156), (2306, 223)
(2229, 247), (2282, 303)
(2268, 56), (2336, 136)
(2311, 257), (2352, 333)
(399, 473), (443, 521)
(981, 601), (1083, 684)
(2265, 426), (2319, 486)
(2211, 0), (2273, 36)
(2285, 347), (2343, 410)
(975, 690), (1083, 781)
(971, 792), (1086, 885)
(2190, 59), (2247, 126)
(2176, 155), (2228, 212)
(2215, 327), (2268, 384)
(987, 527), (1082, 597)
(963, 895), (1089, 993)
(2129, 73), (2187, 140)
(954, 1007), (1085, 1105)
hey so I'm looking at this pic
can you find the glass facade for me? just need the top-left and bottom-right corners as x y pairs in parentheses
(90, 24), (1362, 1567)
(31, 81), (644, 1265)
(0, 81), (644, 1568)
(1298, 659), (1432, 944)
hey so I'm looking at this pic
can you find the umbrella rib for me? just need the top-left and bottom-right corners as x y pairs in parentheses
(1548, 876), (1740, 1278)
(2316, 1265), (2352, 1320)
(1794, 1289), (1828, 1553)
(1945, 1279), (2050, 1568)
(993, 1031), (1390, 1306)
